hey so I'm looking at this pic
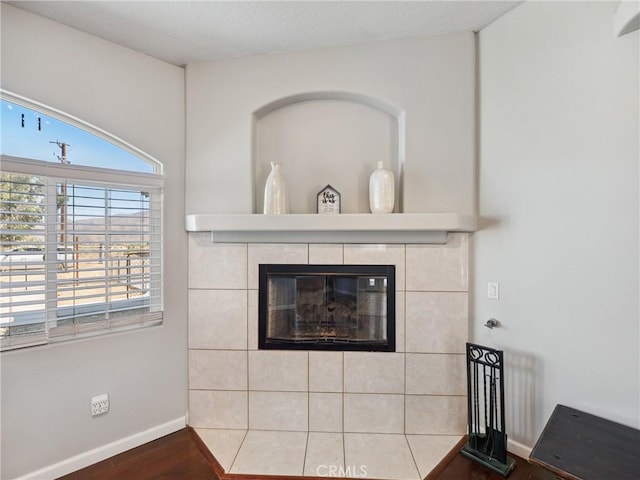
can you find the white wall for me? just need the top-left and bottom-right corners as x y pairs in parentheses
(0, 5), (187, 479)
(475, 1), (639, 450)
(186, 33), (475, 216)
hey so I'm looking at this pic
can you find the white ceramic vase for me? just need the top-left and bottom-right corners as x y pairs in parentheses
(369, 161), (395, 213)
(263, 162), (289, 214)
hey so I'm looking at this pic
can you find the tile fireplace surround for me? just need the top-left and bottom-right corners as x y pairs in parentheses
(188, 233), (469, 478)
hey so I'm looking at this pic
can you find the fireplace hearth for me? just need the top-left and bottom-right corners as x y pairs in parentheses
(258, 264), (395, 351)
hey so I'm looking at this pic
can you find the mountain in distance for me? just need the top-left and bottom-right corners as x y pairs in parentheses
(66, 211), (152, 245)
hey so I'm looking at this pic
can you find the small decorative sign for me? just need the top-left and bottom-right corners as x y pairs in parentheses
(317, 184), (341, 214)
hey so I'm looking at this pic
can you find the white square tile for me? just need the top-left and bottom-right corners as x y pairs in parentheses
(249, 391), (308, 431)
(304, 432), (344, 476)
(189, 390), (247, 429)
(344, 394), (404, 433)
(309, 393), (343, 432)
(247, 243), (308, 289)
(189, 236), (247, 290)
(406, 233), (469, 292)
(344, 433), (420, 480)
(406, 434), (463, 478)
(405, 354), (466, 395)
(248, 351), (308, 391)
(405, 395), (467, 435)
(343, 244), (405, 291)
(247, 289), (258, 350)
(405, 292), (468, 354)
(195, 428), (247, 472)
(189, 289), (247, 350)
(230, 430), (307, 475)
(344, 352), (404, 394)
(189, 350), (247, 391)
(309, 351), (343, 392)
(309, 244), (344, 264)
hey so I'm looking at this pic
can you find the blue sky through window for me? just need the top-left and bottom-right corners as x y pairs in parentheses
(1, 99), (157, 221)
(1, 100), (153, 173)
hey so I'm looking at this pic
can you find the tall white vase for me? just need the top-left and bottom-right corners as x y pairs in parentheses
(263, 162), (289, 214)
(369, 161), (395, 213)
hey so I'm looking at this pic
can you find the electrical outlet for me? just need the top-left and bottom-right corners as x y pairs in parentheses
(91, 393), (109, 416)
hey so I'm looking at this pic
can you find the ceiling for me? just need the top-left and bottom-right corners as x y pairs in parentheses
(7, 1), (521, 67)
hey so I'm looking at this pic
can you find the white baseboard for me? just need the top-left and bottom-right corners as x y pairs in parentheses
(14, 416), (187, 480)
(507, 438), (533, 460)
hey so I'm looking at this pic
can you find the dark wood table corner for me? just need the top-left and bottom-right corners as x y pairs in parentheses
(529, 404), (640, 480)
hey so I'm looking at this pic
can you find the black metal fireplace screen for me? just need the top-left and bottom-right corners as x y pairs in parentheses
(258, 264), (395, 351)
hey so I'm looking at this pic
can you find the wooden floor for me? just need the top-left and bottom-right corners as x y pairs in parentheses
(430, 452), (554, 480)
(57, 429), (218, 480)
(58, 428), (553, 480)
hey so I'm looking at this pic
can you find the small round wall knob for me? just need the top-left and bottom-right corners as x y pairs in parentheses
(484, 318), (499, 329)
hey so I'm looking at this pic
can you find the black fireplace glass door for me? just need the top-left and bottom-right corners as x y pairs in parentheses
(259, 264), (395, 351)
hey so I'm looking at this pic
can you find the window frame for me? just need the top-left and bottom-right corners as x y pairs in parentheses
(1, 90), (163, 176)
(1, 91), (165, 351)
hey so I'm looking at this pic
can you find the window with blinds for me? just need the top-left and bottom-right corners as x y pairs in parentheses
(1, 92), (164, 350)
(1, 159), (163, 351)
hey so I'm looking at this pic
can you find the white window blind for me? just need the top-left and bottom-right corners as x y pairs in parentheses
(1, 157), (163, 351)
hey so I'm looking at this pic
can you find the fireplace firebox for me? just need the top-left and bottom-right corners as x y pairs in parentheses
(259, 264), (395, 351)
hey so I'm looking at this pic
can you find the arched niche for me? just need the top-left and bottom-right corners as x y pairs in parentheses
(253, 92), (405, 214)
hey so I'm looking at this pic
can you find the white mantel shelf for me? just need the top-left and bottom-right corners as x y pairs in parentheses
(185, 213), (476, 244)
